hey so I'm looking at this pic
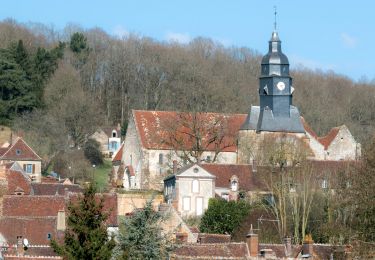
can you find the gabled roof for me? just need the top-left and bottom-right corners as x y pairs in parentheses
(132, 110), (246, 152)
(318, 127), (340, 150)
(200, 163), (266, 191)
(112, 142), (124, 162)
(171, 242), (249, 259)
(0, 137), (41, 161)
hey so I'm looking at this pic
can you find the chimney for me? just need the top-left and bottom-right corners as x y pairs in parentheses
(246, 224), (258, 257)
(302, 234), (314, 257)
(173, 160), (178, 174)
(16, 236), (24, 256)
(57, 209), (66, 231)
(284, 236), (292, 257)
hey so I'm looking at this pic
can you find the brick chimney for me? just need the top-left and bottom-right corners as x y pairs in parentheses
(246, 224), (258, 257)
(284, 236), (292, 257)
(302, 234), (314, 257)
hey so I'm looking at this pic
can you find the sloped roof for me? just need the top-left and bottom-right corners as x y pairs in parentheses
(318, 127), (340, 150)
(2, 195), (66, 217)
(133, 110), (246, 152)
(259, 243), (301, 258)
(112, 142), (124, 162)
(200, 163), (266, 191)
(6, 169), (32, 195)
(0, 216), (58, 245)
(0, 137), (41, 161)
(31, 183), (82, 196)
(171, 242), (249, 259)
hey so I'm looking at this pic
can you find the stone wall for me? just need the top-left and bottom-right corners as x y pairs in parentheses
(117, 193), (164, 215)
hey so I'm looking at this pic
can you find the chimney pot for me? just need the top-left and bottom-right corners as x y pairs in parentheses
(246, 224), (258, 257)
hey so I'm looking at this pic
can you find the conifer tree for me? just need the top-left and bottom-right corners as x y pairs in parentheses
(51, 184), (115, 260)
(115, 199), (172, 260)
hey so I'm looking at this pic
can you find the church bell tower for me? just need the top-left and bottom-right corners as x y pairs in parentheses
(241, 26), (305, 133)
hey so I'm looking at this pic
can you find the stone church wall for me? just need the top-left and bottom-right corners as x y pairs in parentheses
(326, 126), (360, 161)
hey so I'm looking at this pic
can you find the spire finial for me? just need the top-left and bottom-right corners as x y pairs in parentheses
(274, 6), (277, 31)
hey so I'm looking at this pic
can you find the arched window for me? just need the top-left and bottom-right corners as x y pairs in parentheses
(192, 180), (199, 193)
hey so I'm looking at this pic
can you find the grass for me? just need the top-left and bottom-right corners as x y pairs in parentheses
(93, 159), (111, 192)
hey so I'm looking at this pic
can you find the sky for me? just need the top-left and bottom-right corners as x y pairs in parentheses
(1, 0), (374, 81)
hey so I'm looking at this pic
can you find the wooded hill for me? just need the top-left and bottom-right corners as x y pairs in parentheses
(1, 19), (374, 144)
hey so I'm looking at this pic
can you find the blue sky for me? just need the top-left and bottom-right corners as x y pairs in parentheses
(1, 0), (374, 81)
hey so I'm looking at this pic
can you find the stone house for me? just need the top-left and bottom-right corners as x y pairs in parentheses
(164, 164), (216, 217)
(120, 29), (360, 191)
(0, 137), (42, 183)
(164, 163), (267, 216)
(90, 125), (121, 158)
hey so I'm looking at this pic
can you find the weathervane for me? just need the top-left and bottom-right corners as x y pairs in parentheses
(274, 6), (277, 31)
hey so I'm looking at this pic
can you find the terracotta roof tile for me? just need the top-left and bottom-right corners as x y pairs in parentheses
(133, 110), (246, 152)
(200, 164), (265, 191)
(318, 127), (340, 150)
(0, 216), (58, 245)
(2, 196), (66, 217)
(31, 183), (82, 196)
(6, 170), (32, 195)
(0, 138), (41, 161)
(172, 242), (249, 259)
(198, 233), (231, 243)
(112, 143), (124, 162)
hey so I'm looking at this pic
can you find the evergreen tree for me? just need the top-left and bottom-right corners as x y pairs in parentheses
(200, 198), (251, 235)
(116, 199), (172, 260)
(51, 184), (115, 260)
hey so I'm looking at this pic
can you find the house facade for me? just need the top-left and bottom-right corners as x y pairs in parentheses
(0, 138), (42, 183)
(90, 125), (121, 158)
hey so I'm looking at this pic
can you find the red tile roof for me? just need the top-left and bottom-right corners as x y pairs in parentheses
(3, 245), (63, 259)
(30, 183), (82, 196)
(200, 164), (266, 191)
(6, 170), (32, 195)
(112, 142), (124, 162)
(0, 138), (41, 161)
(133, 110), (246, 152)
(0, 216), (58, 245)
(171, 242), (249, 259)
(318, 127), (340, 150)
(198, 233), (231, 243)
(2, 196), (66, 217)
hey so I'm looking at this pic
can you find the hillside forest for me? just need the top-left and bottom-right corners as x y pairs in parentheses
(0, 19), (375, 172)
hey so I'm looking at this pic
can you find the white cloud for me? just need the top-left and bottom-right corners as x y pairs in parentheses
(340, 32), (358, 48)
(165, 32), (191, 44)
(112, 25), (129, 39)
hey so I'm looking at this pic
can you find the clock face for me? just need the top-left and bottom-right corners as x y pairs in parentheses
(277, 81), (285, 91)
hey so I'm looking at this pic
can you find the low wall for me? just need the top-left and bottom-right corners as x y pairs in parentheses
(117, 193), (164, 215)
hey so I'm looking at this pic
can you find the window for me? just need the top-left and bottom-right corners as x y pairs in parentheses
(47, 233), (52, 240)
(112, 130), (117, 138)
(322, 179), (328, 189)
(206, 156), (211, 162)
(16, 149), (21, 155)
(25, 164), (33, 174)
(183, 197), (191, 211)
(231, 180), (238, 192)
(109, 141), (118, 150)
(159, 153), (163, 164)
(192, 180), (199, 193)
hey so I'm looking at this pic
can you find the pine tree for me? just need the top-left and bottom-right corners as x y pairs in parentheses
(51, 184), (115, 260)
(116, 199), (172, 260)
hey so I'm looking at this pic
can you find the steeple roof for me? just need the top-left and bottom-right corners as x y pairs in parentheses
(261, 30), (289, 66)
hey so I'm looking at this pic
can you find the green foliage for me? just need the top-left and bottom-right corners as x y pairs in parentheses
(51, 184), (115, 260)
(116, 199), (172, 259)
(121, 120), (128, 137)
(70, 32), (88, 53)
(84, 138), (104, 166)
(200, 198), (251, 235)
(0, 40), (64, 124)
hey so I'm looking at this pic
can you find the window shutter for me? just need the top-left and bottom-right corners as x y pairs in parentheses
(32, 164), (35, 173)
(23, 164), (26, 171)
